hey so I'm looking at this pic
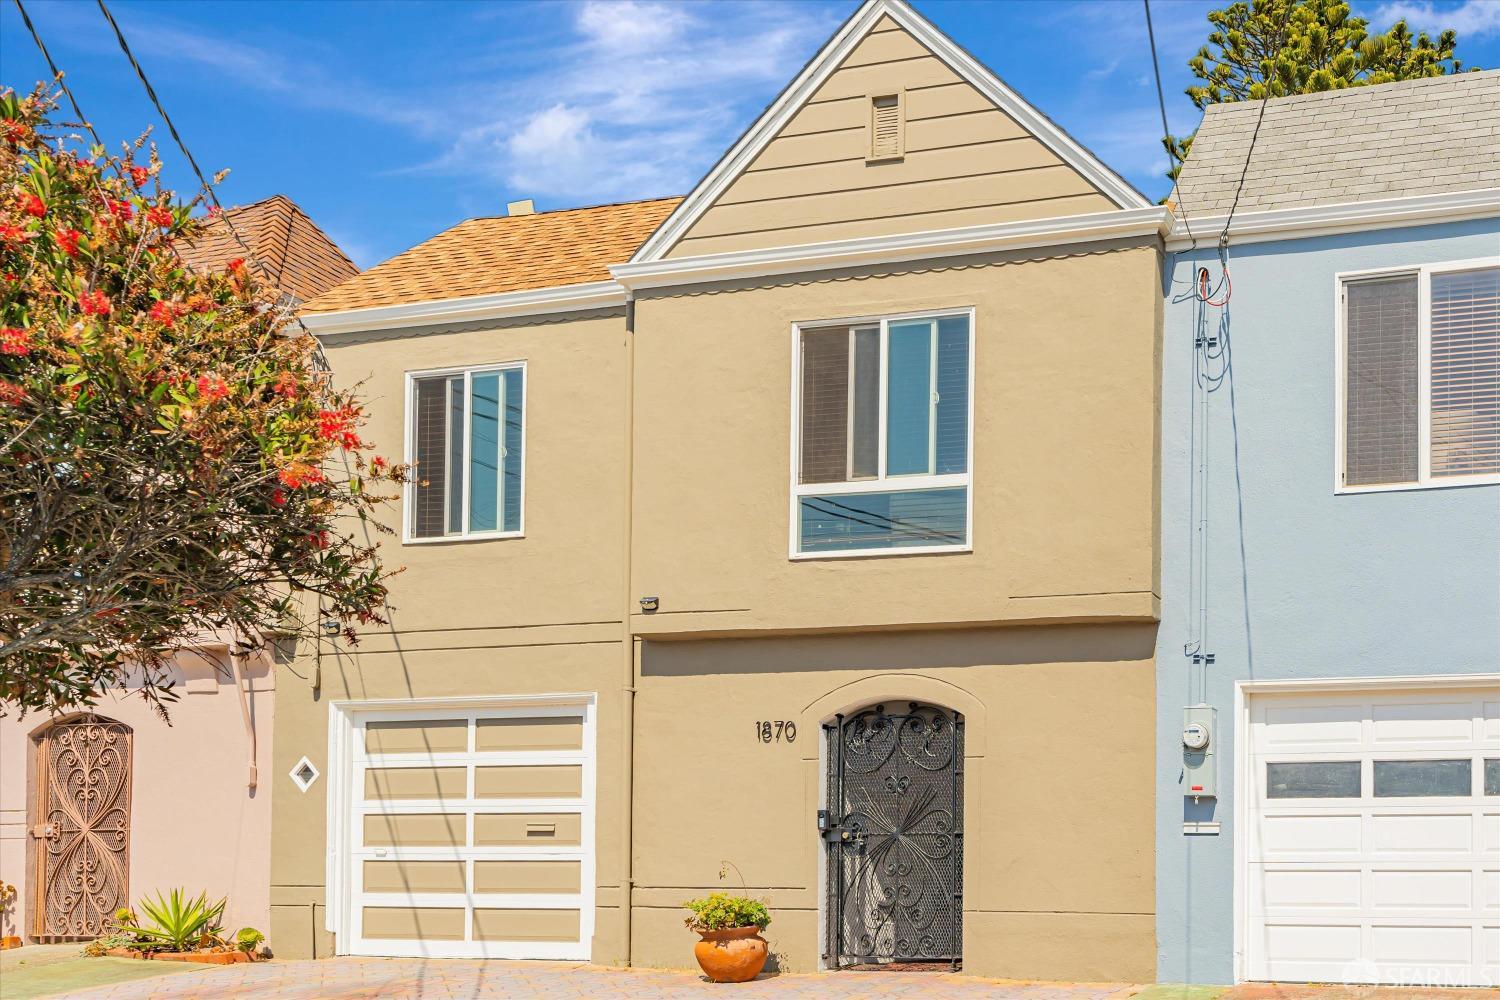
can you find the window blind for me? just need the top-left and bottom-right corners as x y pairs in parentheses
(800, 329), (849, 484)
(411, 376), (450, 538)
(1430, 266), (1499, 478)
(1345, 275), (1419, 486)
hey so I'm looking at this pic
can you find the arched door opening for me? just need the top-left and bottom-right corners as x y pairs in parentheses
(822, 702), (963, 971)
(30, 715), (133, 940)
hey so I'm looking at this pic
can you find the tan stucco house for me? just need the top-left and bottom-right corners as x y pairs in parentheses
(0, 196), (358, 945)
(287, 0), (1168, 980)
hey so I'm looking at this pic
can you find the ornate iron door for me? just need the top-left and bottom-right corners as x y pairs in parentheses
(32, 716), (132, 940)
(823, 703), (963, 969)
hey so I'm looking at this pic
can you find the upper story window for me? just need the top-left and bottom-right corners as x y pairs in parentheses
(407, 363), (524, 541)
(792, 309), (972, 557)
(1340, 260), (1499, 491)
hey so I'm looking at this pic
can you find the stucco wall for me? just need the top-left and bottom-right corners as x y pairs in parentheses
(1155, 219), (1500, 984)
(631, 240), (1163, 637)
(632, 624), (1158, 981)
(0, 649), (273, 941)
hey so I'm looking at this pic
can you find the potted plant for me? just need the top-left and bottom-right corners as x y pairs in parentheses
(683, 892), (771, 983)
(0, 879), (19, 949)
(109, 889), (257, 964)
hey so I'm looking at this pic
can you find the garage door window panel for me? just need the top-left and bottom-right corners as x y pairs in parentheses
(1265, 761), (1361, 799)
(1372, 759), (1472, 797)
(1486, 759), (1500, 795)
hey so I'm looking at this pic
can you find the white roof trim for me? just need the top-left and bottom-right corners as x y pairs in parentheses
(630, 0), (1148, 265)
(613, 205), (1170, 290)
(1166, 188), (1500, 251)
(299, 280), (626, 337)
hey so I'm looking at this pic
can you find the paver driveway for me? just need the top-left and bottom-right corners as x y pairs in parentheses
(51, 959), (1500, 1000)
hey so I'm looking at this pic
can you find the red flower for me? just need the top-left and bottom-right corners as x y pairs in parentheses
(0, 224), (27, 246)
(129, 165), (150, 188)
(316, 405), (362, 449)
(226, 257), (246, 275)
(1, 119), (29, 145)
(195, 374), (229, 401)
(79, 290), (112, 316)
(307, 530), (330, 550)
(55, 227), (82, 257)
(0, 327), (32, 356)
(371, 455), (388, 472)
(19, 193), (45, 218)
(277, 463), (324, 489)
(272, 372), (299, 398)
(149, 300), (181, 328)
(205, 205), (222, 220)
(270, 488), (287, 507)
(145, 205), (173, 229)
(0, 380), (26, 406)
(107, 199), (134, 222)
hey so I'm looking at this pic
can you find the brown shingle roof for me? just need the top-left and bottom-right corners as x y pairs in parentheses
(300, 196), (682, 315)
(179, 194), (360, 303)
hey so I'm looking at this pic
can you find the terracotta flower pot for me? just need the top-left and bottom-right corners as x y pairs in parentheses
(692, 925), (768, 983)
(0, 936), (22, 950)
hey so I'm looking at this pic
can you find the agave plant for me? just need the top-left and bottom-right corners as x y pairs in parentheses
(115, 889), (226, 953)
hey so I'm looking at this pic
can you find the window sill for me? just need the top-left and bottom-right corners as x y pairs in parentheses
(789, 543), (972, 561)
(1335, 474), (1500, 495)
(402, 530), (525, 546)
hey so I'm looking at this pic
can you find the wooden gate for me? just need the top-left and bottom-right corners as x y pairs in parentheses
(31, 716), (132, 940)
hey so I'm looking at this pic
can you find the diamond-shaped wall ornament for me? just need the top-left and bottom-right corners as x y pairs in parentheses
(289, 755), (320, 793)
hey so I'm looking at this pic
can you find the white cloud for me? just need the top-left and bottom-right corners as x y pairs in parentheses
(1370, 0), (1500, 39)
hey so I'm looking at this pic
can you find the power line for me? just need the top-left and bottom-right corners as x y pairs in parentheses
(94, 0), (273, 287)
(11, 0), (105, 150)
(1217, 0), (1296, 249)
(1143, 0), (1196, 249)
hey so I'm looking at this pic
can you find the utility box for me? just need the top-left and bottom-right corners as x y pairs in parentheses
(1182, 704), (1217, 801)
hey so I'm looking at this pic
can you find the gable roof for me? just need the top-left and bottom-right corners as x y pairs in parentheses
(630, 0), (1148, 264)
(1173, 70), (1500, 218)
(301, 197), (681, 316)
(179, 194), (359, 303)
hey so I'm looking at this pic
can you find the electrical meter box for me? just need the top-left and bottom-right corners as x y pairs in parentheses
(1182, 704), (1217, 800)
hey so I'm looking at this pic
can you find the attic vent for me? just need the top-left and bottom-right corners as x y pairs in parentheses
(868, 93), (904, 162)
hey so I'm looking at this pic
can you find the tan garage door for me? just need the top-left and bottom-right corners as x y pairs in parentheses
(346, 706), (594, 959)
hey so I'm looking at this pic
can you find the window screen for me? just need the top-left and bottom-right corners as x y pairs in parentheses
(410, 367), (524, 539)
(1430, 266), (1500, 478)
(1344, 275), (1419, 486)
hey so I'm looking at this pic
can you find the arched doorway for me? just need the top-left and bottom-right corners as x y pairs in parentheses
(29, 715), (133, 940)
(822, 702), (963, 970)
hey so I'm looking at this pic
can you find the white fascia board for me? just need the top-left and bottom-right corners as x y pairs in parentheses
(630, 0), (1147, 265)
(612, 206), (1171, 291)
(299, 280), (627, 338)
(1166, 188), (1500, 251)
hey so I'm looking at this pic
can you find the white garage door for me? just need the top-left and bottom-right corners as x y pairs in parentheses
(345, 704), (594, 959)
(1246, 685), (1499, 987)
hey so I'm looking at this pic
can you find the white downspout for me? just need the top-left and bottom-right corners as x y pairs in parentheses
(228, 638), (259, 790)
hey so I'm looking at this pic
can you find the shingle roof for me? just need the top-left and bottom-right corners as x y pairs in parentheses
(1173, 70), (1500, 218)
(300, 197), (683, 316)
(179, 194), (359, 303)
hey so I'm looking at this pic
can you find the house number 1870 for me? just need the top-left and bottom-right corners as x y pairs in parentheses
(755, 720), (797, 743)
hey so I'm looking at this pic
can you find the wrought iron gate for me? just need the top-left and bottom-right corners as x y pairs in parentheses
(32, 716), (132, 940)
(823, 703), (963, 969)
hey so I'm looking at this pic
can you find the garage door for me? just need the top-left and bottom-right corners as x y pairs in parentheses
(345, 705), (594, 959)
(1246, 685), (1499, 987)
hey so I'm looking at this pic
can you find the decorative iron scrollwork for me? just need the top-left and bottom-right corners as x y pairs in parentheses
(34, 717), (131, 940)
(824, 702), (963, 970)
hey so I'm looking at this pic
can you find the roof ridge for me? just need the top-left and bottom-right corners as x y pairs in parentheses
(1203, 69), (1499, 116)
(467, 194), (684, 223)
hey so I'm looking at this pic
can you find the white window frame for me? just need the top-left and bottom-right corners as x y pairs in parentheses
(1334, 256), (1500, 495)
(788, 306), (976, 560)
(403, 361), (527, 544)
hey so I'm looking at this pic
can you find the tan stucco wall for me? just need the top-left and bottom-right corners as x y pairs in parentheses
(0, 650), (274, 940)
(630, 625), (1157, 981)
(269, 310), (634, 961)
(666, 18), (1115, 258)
(631, 240), (1163, 638)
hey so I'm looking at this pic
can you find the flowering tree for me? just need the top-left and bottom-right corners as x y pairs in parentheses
(0, 86), (405, 716)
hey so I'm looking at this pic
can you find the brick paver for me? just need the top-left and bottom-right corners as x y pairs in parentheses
(54, 959), (1500, 1000)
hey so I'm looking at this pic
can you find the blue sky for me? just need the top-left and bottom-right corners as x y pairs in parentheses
(3, 0), (1496, 268)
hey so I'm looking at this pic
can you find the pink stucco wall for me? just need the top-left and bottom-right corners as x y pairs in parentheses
(0, 647), (273, 941)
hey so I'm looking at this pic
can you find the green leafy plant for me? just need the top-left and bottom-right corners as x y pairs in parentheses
(82, 933), (135, 957)
(234, 926), (264, 954)
(114, 888), (225, 953)
(683, 892), (770, 932)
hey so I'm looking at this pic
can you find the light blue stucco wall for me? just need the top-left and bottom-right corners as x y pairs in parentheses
(1155, 218), (1500, 984)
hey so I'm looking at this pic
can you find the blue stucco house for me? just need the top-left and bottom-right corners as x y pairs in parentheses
(1157, 71), (1500, 989)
